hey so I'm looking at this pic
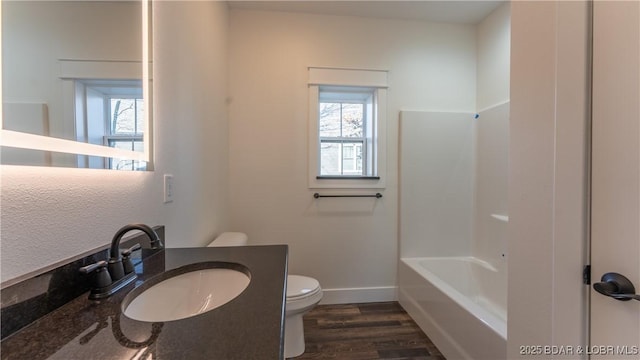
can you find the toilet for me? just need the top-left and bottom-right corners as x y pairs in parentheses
(207, 232), (323, 358)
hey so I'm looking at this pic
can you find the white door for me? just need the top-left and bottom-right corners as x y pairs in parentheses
(591, 0), (640, 357)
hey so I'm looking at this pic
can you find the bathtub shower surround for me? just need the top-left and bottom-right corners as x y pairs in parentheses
(399, 111), (475, 258)
(399, 257), (506, 359)
(398, 103), (509, 360)
(474, 102), (509, 268)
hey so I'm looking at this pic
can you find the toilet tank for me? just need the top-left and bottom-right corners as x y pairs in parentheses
(207, 232), (248, 247)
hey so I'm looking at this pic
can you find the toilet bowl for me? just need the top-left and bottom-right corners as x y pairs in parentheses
(207, 232), (322, 358)
(284, 275), (323, 358)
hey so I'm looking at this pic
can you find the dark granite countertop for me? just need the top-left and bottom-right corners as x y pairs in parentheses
(1, 245), (288, 360)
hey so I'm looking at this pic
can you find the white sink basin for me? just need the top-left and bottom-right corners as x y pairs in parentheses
(123, 266), (250, 322)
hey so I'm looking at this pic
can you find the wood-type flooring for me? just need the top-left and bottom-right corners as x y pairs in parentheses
(293, 302), (446, 360)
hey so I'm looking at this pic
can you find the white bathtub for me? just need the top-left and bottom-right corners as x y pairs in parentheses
(398, 257), (507, 360)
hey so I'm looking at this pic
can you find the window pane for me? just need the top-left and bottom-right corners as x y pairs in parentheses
(342, 142), (363, 175)
(133, 140), (144, 152)
(108, 140), (146, 171)
(111, 158), (131, 170)
(110, 98), (144, 135)
(316, 87), (375, 178)
(341, 103), (364, 137)
(343, 159), (354, 171)
(320, 142), (341, 175)
(343, 144), (354, 158)
(136, 99), (145, 133)
(110, 98), (138, 134)
(108, 139), (144, 153)
(110, 158), (146, 171)
(319, 102), (341, 137)
(110, 139), (134, 151)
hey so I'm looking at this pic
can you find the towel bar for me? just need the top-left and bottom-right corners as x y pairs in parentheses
(313, 193), (382, 199)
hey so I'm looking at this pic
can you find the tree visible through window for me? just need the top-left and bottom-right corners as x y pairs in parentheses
(307, 67), (387, 188)
(318, 87), (374, 176)
(108, 97), (144, 170)
(74, 79), (145, 170)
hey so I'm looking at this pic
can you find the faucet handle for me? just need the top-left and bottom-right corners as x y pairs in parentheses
(79, 260), (108, 274)
(121, 243), (142, 258)
(79, 261), (112, 288)
(121, 243), (141, 274)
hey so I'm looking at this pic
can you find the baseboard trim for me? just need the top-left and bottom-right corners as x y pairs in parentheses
(319, 286), (397, 304)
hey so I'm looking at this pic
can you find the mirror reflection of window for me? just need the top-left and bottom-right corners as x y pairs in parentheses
(2, 0), (151, 169)
(74, 80), (146, 171)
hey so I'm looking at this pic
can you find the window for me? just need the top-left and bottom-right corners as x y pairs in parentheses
(318, 87), (374, 177)
(308, 67), (387, 189)
(74, 80), (146, 170)
(105, 96), (145, 170)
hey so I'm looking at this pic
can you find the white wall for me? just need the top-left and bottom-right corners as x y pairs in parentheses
(228, 9), (476, 302)
(476, 2), (511, 111)
(1, 1), (230, 283)
(508, 1), (590, 357)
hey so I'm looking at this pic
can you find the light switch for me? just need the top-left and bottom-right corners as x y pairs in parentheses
(164, 174), (174, 203)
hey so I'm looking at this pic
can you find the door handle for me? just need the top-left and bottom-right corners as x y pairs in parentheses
(593, 272), (640, 301)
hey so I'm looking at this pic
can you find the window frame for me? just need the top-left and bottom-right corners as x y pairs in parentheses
(103, 95), (144, 146)
(318, 87), (372, 177)
(307, 67), (387, 189)
(73, 79), (145, 170)
(103, 94), (145, 170)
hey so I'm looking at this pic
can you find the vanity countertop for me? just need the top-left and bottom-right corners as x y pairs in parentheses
(0, 245), (288, 360)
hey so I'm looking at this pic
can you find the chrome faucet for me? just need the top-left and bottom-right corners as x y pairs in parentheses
(108, 224), (163, 280)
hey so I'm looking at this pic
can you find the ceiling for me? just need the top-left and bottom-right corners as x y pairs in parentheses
(227, 1), (505, 25)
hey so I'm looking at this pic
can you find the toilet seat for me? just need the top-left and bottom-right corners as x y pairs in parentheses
(285, 275), (323, 314)
(286, 275), (321, 300)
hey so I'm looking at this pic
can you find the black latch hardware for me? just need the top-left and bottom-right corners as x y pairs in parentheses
(583, 265), (591, 285)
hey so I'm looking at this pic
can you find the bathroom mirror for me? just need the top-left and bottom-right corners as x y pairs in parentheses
(1, 0), (153, 170)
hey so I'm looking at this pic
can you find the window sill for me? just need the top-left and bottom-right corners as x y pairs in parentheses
(316, 176), (381, 180)
(309, 175), (385, 189)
